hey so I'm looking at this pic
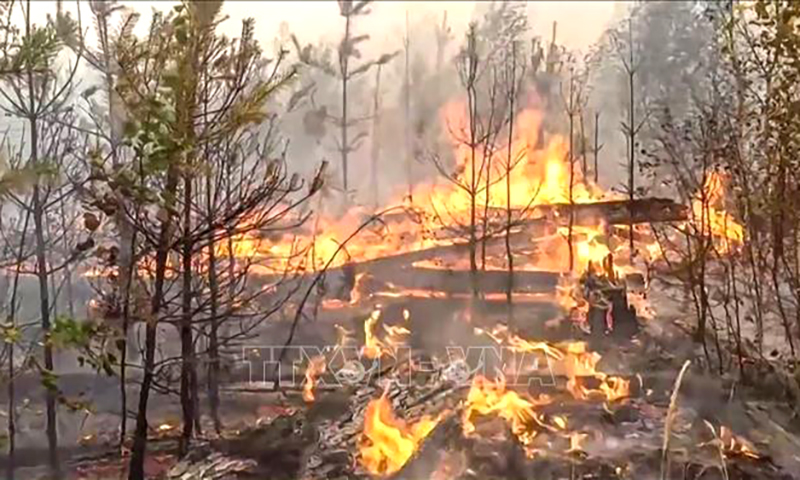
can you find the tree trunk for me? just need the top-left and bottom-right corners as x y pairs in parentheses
(404, 11), (413, 202)
(567, 72), (575, 273)
(593, 112), (600, 184)
(505, 44), (517, 307)
(179, 174), (197, 455)
(128, 169), (179, 480)
(627, 19), (636, 257)
(5, 211), (31, 480)
(205, 158), (222, 434)
(370, 65), (382, 209)
(27, 31), (59, 472)
(340, 14), (351, 193)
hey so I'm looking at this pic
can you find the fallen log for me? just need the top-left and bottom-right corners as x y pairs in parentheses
(370, 266), (561, 295)
(533, 197), (689, 226)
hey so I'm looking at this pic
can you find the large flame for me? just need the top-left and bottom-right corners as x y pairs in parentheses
(215, 103), (617, 276)
(359, 394), (440, 476)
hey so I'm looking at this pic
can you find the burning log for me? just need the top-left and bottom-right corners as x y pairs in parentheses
(371, 266), (560, 296)
(536, 197), (689, 226)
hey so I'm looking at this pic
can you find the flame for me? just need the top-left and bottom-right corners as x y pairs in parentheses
(302, 355), (327, 403)
(703, 421), (760, 460)
(692, 171), (744, 250)
(360, 309), (409, 359)
(219, 102), (620, 275)
(719, 426), (760, 459)
(359, 394), (440, 476)
(560, 342), (630, 403)
(479, 324), (564, 360)
(463, 375), (557, 452)
(361, 309), (387, 359)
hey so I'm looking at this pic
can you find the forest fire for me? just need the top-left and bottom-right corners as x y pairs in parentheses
(219, 103), (617, 276)
(7, 1), (795, 479)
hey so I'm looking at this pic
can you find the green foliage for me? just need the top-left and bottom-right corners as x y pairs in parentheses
(1, 320), (20, 344)
(7, 23), (62, 73)
(50, 316), (117, 377)
(40, 367), (58, 392)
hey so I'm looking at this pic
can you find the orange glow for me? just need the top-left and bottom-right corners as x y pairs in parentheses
(359, 394), (440, 476)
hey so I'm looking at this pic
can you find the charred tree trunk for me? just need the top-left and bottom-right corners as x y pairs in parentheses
(567, 70), (576, 273)
(179, 174), (198, 455)
(370, 65), (382, 209)
(404, 11), (412, 202)
(593, 112), (601, 184)
(27, 26), (59, 473)
(340, 14), (351, 193)
(5, 211), (31, 480)
(626, 19), (636, 257)
(129, 168), (179, 480)
(505, 44), (518, 307)
(205, 155), (222, 433)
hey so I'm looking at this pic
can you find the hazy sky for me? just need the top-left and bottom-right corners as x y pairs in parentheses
(24, 1), (621, 55)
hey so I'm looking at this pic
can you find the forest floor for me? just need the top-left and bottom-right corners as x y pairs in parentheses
(2, 282), (800, 480)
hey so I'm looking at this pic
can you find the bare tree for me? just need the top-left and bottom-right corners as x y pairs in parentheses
(611, 14), (647, 256)
(292, 1), (397, 196)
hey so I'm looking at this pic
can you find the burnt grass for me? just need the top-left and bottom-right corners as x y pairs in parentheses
(3, 286), (800, 479)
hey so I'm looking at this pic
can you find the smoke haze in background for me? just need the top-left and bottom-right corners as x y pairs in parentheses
(16, 1), (625, 207)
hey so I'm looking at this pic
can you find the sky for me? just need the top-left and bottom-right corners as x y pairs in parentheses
(22, 1), (622, 55)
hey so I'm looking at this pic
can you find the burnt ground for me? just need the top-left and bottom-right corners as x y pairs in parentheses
(2, 282), (800, 480)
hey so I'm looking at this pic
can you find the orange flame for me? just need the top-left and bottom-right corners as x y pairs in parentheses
(302, 355), (327, 403)
(359, 394), (440, 476)
(560, 342), (630, 403)
(692, 171), (744, 250)
(463, 375), (557, 451)
(360, 309), (409, 359)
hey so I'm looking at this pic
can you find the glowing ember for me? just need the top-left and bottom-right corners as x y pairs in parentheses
(359, 394), (440, 476)
(157, 423), (174, 432)
(302, 355), (327, 403)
